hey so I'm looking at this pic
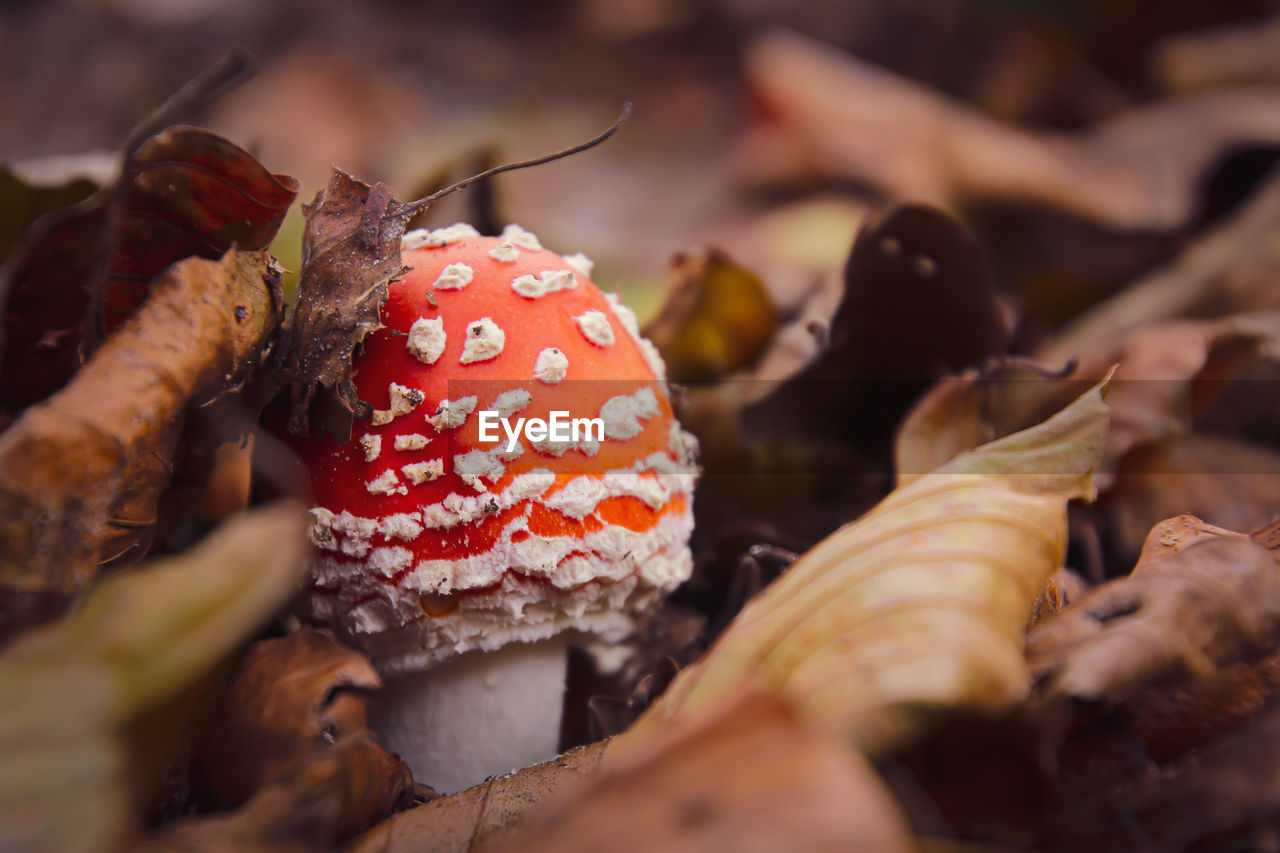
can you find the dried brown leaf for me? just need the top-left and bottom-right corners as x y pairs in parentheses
(91, 126), (299, 338)
(194, 630), (389, 817)
(1075, 312), (1280, 469)
(744, 29), (1280, 231)
(1108, 435), (1280, 559)
(963, 312), (1280, 500)
(893, 367), (996, 488)
(0, 249), (283, 637)
(141, 735), (406, 853)
(1039, 168), (1280, 368)
(0, 503), (309, 853)
(634, 378), (1110, 755)
(0, 127), (297, 414)
(1047, 692), (1280, 852)
(492, 691), (912, 853)
(348, 741), (609, 853)
(1028, 514), (1280, 708)
(1155, 14), (1280, 92)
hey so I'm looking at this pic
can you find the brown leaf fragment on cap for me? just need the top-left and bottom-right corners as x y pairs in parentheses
(285, 171), (415, 441)
(0, 249), (283, 639)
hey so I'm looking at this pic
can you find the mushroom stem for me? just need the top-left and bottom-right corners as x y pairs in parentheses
(372, 635), (569, 793)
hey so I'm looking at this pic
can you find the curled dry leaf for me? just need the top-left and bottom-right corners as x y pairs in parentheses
(0, 503), (309, 853)
(1046, 679), (1280, 852)
(643, 247), (778, 382)
(492, 691), (912, 853)
(0, 126), (297, 413)
(284, 170), (414, 441)
(940, 311), (1280, 499)
(893, 366), (997, 488)
(0, 249), (284, 637)
(744, 29), (1280, 231)
(0, 151), (113, 263)
(629, 376), (1111, 756)
(1028, 514), (1280, 708)
(141, 734), (406, 853)
(1091, 312), (1280, 470)
(348, 741), (608, 853)
(195, 629), (401, 832)
(1154, 13), (1280, 92)
(1039, 168), (1280, 368)
(91, 126), (299, 338)
(1108, 435), (1280, 559)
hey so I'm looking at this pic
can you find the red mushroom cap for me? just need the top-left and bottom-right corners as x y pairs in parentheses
(291, 224), (699, 674)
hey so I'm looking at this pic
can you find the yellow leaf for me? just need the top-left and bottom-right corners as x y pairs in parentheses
(625, 374), (1112, 755)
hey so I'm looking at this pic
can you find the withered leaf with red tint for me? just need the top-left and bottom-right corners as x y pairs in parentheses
(0, 126), (298, 414)
(0, 152), (114, 264)
(284, 170), (415, 441)
(0, 197), (108, 415)
(0, 249), (283, 638)
(92, 126), (299, 338)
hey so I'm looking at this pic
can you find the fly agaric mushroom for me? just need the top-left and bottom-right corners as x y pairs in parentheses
(289, 223), (699, 792)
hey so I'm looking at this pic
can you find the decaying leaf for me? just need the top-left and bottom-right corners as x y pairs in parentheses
(493, 691), (912, 853)
(1091, 312), (1280, 469)
(0, 151), (114, 264)
(744, 29), (1280, 231)
(195, 629), (381, 805)
(284, 170), (414, 441)
(0, 248), (284, 636)
(1108, 435), (1280, 559)
(893, 367), (997, 487)
(0, 503), (309, 853)
(1039, 167), (1280, 368)
(0, 127), (297, 413)
(628, 376), (1111, 755)
(1154, 13), (1280, 91)
(90, 126), (299, 338)
(348, 741), (609, 853)
(1046, 677), (1280, 852)
(141, 731), (406, 853)
(1028, 514), (1280, 708)
(916, 312), (1280, 495)
(643, 247), (778, 382)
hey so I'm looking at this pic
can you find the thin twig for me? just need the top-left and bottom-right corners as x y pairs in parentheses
(401, 101), (632, 216)
(123, 49), (256, 156)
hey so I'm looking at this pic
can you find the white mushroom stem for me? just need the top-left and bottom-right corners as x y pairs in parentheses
(371, 635), (569, 794)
